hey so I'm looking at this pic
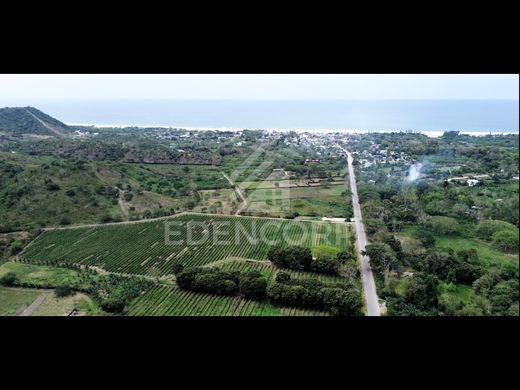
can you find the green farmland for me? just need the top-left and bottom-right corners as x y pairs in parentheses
(126, 258), (341, 316)
(126, 284), (329, 316)
(19, 213), (350, 277)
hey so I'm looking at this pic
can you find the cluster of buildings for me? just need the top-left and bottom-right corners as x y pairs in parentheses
(350, 141), (413, 168)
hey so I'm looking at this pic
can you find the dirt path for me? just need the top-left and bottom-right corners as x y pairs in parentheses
(17, 294), (47, 316)
(25, 110), (67, 137)
(36, 211), (338, 233)
(204, 257), (271, 268)
(116, 187), (130, 220)
(221, 172), (248, 215)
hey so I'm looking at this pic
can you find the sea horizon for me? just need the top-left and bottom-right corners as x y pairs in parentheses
(1, 98), (518, 133)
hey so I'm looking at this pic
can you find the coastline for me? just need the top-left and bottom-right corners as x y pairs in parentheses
(69, 123), (519, 138)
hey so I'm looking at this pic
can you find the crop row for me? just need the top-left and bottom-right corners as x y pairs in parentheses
(125, 284), (329, 316)
(21, 214), (349, 278)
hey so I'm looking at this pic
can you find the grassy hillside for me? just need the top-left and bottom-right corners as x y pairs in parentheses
(0, 106), (70, 136)
(0, 152), (234, 231)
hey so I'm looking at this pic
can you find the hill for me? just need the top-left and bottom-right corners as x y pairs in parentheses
(0, 107), (70, 136)
(0, 152), (228, 232)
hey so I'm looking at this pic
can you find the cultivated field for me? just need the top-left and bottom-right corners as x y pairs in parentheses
(126, 258), (349, 316)
(126, 284), (329, 316)
(19, 213), (349, 277)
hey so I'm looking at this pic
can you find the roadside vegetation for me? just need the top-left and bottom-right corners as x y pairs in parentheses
(350, 131), (519, 316)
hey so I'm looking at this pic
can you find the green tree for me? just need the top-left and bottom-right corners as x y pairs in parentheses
(322, 288), (361, 316)
(268, 245), (312, 271)
(275, 271), (291, 284)
(238, 271), (267, 300)
(475, 220), (518, 240)
(101, 298), (126, 313)
(55, 285), (74, 298)
(489, 279), (519, 315)
(404, 273), (439, 310)
(491, 230), (519, 252)
(473, 268), (502, 296)
(454, 249), (482, 284)
(420, 249), (456, 280)
(363, 243), (398, 277)
(311, 255), (341, 275)
(425, 216), (461, 235)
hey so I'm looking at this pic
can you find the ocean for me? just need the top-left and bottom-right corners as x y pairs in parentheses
(1, 99), (518, 132)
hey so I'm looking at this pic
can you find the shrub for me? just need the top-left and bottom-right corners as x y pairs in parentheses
(100, 214), (113, 223)
(476, 220), (518, 240)
(172, 263), (184, 275)
(59, 217), (71, 226)
(424, 216), (461, 235)
(412, 229), (436, 248)
(55, 285), (74, 298)
(9, 241), (24, 255)
(101, 299), (126, 313)
(0, 272), (18, 286)
(491, 230), (519, 252)
(46, 183), (60, 191)
(489, 279), (519, 315)
(275, 271), (291, 284)
(454, 249), (483, 284)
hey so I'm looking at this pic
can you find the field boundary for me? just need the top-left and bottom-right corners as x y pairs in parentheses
(37, 211), (348, 233)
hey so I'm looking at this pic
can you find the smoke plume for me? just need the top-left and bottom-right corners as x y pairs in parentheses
(406, 162), (423, 182)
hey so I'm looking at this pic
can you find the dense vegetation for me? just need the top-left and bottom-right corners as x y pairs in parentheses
(173, 263), (361, 316)
(267, 245), (358, 276)
(0, 152), (231, 231)
(268, 272), (361, 315)
(350, 132), (519, 316)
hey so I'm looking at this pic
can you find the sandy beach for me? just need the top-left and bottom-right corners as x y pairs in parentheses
(69, 123), (518, 138)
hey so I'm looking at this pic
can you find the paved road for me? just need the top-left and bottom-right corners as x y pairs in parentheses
(339, 146), (381, 316)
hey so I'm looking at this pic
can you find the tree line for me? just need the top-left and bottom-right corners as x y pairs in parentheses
(173, 258), (363, 316)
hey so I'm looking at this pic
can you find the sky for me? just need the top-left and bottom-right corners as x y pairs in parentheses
(0, 74), (518, 100)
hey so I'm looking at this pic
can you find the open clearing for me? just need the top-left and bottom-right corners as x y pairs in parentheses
(0, 286), (94, 316)
(242, 183), (351, 218)
(0, 286), (41, 316)
(19, 213), (349, 277)
(0, 261), (84, 286)
(396, 230), (519, 268)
